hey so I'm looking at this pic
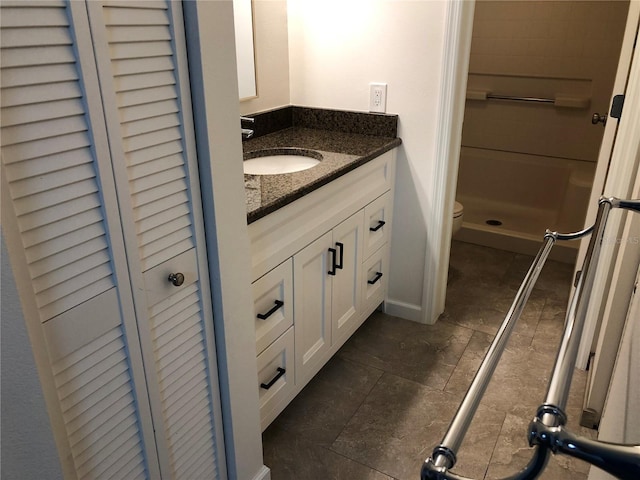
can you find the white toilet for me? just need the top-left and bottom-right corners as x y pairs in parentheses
(452, 201), (464, 236)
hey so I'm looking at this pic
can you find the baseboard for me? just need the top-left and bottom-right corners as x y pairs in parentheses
(384, 298), (423, 323)
(252, 465), (271, 480)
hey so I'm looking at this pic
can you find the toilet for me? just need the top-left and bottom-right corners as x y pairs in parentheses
(452, 201), (464, 236)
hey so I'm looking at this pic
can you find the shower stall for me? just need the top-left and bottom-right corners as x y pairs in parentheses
(457, 144), (595, 262)
(454, 0), (629, 263)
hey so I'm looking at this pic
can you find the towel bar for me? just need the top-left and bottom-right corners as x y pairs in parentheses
(422, 197), (640, 480)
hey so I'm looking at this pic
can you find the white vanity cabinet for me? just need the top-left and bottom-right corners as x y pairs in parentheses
(248, 149), (396, 430)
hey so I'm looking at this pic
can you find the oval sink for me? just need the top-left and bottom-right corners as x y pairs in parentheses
(243, 148), (322, 175)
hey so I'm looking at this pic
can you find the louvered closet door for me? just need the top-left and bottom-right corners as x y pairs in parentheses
(0, 1), (161, 479)
(85, 2), (226, 479)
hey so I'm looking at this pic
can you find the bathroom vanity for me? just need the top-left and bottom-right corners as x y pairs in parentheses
(242, 108), (401, 429)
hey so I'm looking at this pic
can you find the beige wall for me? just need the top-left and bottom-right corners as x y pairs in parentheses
(239, 0), (290, 115)
(469, 0), (628, 78)
(463, 0), (629, 162)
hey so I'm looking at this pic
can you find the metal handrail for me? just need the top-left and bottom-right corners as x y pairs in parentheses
(422, 197), (640, 480)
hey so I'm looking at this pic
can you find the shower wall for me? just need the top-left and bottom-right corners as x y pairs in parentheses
(456, 0), (629, 262)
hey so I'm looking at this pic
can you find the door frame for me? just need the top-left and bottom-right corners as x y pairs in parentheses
(182, 2), (269, 480)
(575, 4), (640, 369)
(583, 159), (640, 429)
(422, 0), (475, 324)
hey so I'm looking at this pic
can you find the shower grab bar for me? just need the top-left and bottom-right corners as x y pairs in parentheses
(466, 91), (590, 108)
(422, 197), (640, 480)
(486, 94), (555, 104)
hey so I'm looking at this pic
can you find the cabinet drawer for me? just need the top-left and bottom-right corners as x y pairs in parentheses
(362, 244), (389, 313)
(257, 326), (295, 430)
(253, 259), (293, 355)
(363, 192), (392, 260)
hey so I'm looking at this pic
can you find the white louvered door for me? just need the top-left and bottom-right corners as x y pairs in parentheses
(85, 2), (225, 479)
(0, 1), (161, 478)
(1, 1), (225, 479)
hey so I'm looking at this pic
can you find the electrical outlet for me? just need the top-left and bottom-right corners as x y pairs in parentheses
(369, 83), (387, 113)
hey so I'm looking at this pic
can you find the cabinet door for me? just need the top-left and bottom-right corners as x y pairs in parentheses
(331, 211), (364, 345)
(293, 231), (332, 385)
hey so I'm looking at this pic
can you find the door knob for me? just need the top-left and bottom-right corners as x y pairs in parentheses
(591, 113), (607, 126)
(168, 272), (185, 287)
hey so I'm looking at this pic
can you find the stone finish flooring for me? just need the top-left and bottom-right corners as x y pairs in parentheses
(262, 241), (597, 479)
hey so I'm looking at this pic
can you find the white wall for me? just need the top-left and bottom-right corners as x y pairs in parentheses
(288, 0), (448, 320)
(1, 232), (63, 480)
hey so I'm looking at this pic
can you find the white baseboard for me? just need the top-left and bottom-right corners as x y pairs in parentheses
(252, 465), (271, 480)
(384, 298), (424, 323)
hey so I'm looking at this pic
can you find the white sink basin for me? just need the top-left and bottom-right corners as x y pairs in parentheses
(243, 149), (322, 175)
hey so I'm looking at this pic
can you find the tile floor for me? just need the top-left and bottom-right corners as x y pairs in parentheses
(262, 240), (597, 479)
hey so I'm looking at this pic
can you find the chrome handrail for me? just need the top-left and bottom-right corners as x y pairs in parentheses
(422, 197), (640, 480)
(485, 94), (555, 104)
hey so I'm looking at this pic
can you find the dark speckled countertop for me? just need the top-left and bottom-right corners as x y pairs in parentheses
(243, 107), (401, 224)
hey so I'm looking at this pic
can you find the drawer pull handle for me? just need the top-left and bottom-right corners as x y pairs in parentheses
(335, 242), (344, 269)
(328, 248), (337, 276)
(370, 220), (385, 232)
(260, 367), (286, 389)
(257, 300), (284, 320)
(368, 272), (383, 285)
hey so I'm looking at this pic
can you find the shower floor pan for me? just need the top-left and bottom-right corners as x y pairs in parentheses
(454, 198), (578, 263)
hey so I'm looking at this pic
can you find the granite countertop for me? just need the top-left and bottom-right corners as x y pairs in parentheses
(244, 126), (401, 223)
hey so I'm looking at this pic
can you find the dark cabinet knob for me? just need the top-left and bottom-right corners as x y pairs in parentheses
(591, 112), (607, 126)
(168, 272), (185, 287)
